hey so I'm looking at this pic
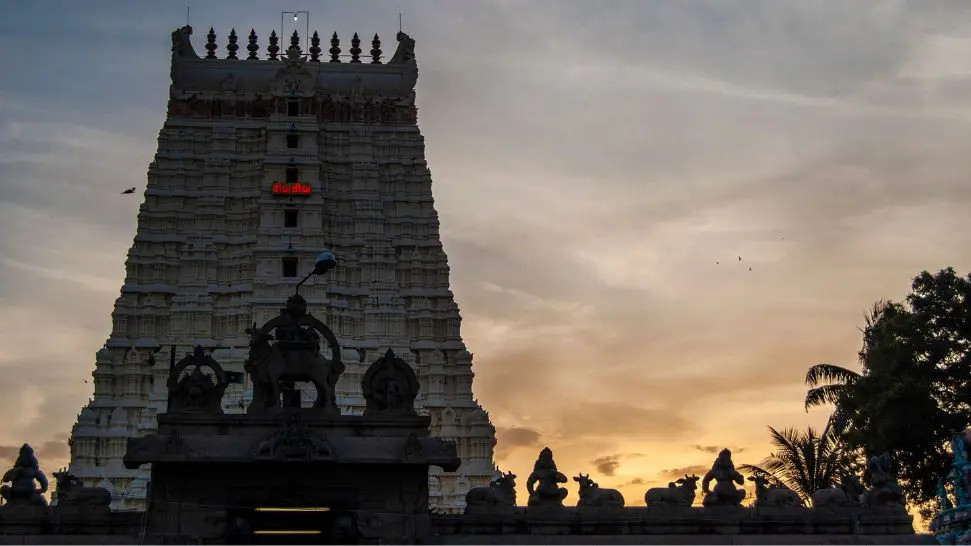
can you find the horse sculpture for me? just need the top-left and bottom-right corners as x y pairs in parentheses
(245, 325), (333, 412)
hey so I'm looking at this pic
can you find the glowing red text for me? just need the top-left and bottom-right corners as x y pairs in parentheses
(271, 182), (312, 195)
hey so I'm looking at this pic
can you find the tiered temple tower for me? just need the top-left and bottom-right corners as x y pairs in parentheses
(67, 25), (497, 513)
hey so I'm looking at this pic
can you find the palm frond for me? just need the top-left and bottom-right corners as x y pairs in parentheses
(804, 364), (860, 388)
(805, 384), (849, 411)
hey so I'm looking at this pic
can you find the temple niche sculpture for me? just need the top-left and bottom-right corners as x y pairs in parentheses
(167, 345), (227, 414)
(361, 349), (420, 416)
(701, 448), (747, 508)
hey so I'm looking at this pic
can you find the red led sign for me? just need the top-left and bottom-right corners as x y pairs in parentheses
(271, 182), (312, 195)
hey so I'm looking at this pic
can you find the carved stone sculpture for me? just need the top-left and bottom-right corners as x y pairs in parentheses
(701, 448), (746, 507)
(645, 474), (700, 507)
(361, 349), (420, 417)
(167, 346), (227, 414)
(0, 444), (49, 506)
(526, 447), (568, 508)
(811, 475), (863, 511)
(860, 452), (906, 510)
(465, 471), (517, 511)
(252, 416), (335, 462)
(574, 473), (625, 507)
(245, 294), (344, 413)
(51, 470), (111, 508)
(747, 474), (803, 509)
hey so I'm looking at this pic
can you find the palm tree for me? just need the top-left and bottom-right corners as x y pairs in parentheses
(739, 421), (858, 505)
(804, 300), (896, 432)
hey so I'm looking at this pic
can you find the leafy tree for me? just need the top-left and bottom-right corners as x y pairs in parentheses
(740, 421), (861, 505)
(804, 268), (971, 521)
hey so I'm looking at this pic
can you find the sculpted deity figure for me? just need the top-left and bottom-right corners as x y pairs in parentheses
(701, 448), (746, 507)
(0, 444), (49, 506)
(861, 452), (906, 509)
(245, 294), (344, 412)
(526, 447), (568, 508)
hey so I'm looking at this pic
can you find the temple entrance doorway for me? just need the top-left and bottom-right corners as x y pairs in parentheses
(246, 507), (334, 544)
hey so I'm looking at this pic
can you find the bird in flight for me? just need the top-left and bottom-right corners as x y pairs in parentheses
(121, 187), (136, 194)
(738, 256), (742, 262)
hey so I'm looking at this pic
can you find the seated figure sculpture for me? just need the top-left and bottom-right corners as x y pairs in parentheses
(526, 447), (568, 508)
(244, 294), (344, 413)
(701, 448), (746, 507)
(1, 444), (49, 507)
(860, 452), (906, 510)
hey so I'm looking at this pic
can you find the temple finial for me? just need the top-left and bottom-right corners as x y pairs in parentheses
(349, 32), (362, 63)
(290, 30), (300, 52)
(226, 28), (239, 59)
(370, 34), (382, 64)
(246, 29), (259, 60)
(329, 32), (341, 63)
(267, 30), (280, 60)
(309, 31), (321, 62)
(205, 27), (217, 59)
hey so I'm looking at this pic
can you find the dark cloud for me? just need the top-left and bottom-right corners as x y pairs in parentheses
(498, 426), (542, 447)
(589, 453), (647, 477)
(593, 456), (620, 477)
(658, 465), (711, 481)
(494, 426), (543, 461)
(692, 445), (746, 455)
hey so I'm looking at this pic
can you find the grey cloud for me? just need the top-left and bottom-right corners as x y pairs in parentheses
(494, 426), (543, 461)
(692, 445), (746, 455)
(658, 465), (710, 481)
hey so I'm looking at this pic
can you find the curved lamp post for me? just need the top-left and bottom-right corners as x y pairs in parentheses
(294, 251), (338, 295)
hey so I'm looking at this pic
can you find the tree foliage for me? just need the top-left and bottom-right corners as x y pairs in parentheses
(740, 421), (862, 505)
(805, 267), (971, 520)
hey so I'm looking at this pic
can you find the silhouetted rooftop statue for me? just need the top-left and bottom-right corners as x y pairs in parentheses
(0, 444), (48, 507)
(574, 473), (625, 508)
(701, 448), (746, 508)
(861, 452), (906, 511)
(645, 474), (700, 507)
(244, 252), (344, 413)
(465, 471), (516, 513)
(526, 447), (568, 508)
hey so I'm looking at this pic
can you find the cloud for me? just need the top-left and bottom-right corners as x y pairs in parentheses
(692, 445), (746, 455)
(658, 465), (711, 481)
(589, 453), (648, 477)
(494, 426), (543, 460)
(592, 456), (620, 477)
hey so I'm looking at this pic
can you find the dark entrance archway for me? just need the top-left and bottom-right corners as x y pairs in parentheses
(225, 480), (362, 545)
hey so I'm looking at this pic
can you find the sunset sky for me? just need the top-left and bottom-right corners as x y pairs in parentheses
(1, 0), (971, 507)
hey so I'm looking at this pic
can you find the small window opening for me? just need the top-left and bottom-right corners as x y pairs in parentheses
(286, 134), (300, 149)
(285, 168), (299, 185)
(287, 100), (300, 117)
(284, 209), (299, 228)
(282, 257), (299, 278)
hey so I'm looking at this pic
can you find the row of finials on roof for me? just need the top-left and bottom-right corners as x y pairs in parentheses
(204, 27), (385, 64)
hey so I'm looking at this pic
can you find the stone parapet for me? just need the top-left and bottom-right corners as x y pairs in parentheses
(432, 506), (917, 539)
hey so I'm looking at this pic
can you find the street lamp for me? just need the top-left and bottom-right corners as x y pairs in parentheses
(282, 10), (310, 53)
(294, 251), (338, 295)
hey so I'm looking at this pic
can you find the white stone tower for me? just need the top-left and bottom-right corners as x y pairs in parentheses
(67, 25), (497, 513)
